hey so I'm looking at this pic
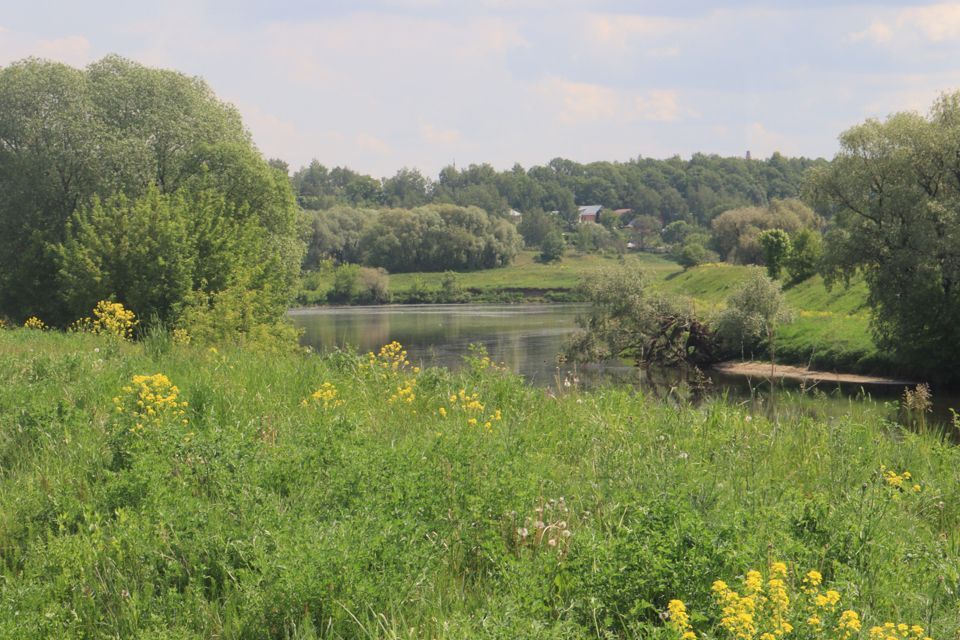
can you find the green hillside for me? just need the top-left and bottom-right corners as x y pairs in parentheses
(654, 263), (880, 371)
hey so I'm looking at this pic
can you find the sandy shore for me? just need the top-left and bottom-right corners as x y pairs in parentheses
(712, 361), (915, 386)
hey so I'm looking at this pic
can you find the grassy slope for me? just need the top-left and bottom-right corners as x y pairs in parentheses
(1, 330), (957, 638)
(657, 265), (882, 372)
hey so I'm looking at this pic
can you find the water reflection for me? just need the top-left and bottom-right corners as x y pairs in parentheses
(290, 303), (586, 385)
(289, 304), (958, 430)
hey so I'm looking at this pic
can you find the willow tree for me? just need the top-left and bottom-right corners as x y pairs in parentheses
(0, 55), (302, 330)
(807, 93), (960, 378)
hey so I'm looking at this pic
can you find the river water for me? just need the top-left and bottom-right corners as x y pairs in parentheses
(290, 303), (589, 386)
(288, 304), (934, 407)
(289, 303), (960, 436)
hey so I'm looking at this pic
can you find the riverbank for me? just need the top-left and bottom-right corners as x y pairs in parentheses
(713, 360), (915, 386)
(1, 329), (958, 638)
(297, 251), (889, 376)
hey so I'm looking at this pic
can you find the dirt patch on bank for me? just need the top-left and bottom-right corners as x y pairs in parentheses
(712, 361), (915, 386)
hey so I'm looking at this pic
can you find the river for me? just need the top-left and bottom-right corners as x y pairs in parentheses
(290, 303), (588, 386)
(288, 304), (943, 415)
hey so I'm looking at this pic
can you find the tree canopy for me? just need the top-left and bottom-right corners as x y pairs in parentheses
(808, 92), (960, 377)
(303, 204), (521, 272)
(0, 56), (302, 331)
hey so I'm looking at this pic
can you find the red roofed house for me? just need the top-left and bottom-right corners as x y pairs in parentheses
(577, 204), (602, 224)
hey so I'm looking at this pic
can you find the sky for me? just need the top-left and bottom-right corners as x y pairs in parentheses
(2, 1), (960, 177)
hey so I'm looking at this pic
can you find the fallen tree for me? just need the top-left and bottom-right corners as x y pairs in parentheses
(564, 263), (719, 368)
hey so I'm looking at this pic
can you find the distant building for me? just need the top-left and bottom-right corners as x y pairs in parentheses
(612, 208), (633, 218)
(577, 204), (602, 224)
(508, 209), (523, 223)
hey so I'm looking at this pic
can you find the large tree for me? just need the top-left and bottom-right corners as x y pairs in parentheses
(807, 93), (960, 377)
(0, 55), (301, 327)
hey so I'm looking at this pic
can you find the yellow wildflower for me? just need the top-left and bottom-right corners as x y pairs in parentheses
(667, 599), (690, 628)
(814, 590), (840, 609)
(115, 373), (189, 433)
(803, 570), (823, 593)
(23, 316), (46, 330)
(745, 570), (764, 594)
(304, 382), (343, 410)
(839, 610), (862, 638)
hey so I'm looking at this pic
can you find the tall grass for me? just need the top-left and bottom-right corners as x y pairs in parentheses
(1, 329), (957, 638)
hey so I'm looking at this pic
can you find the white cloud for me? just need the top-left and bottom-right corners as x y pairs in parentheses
(233, 102), (300, 159)
(540, 78), (620, 124)
(633, 90), (690, 122)
(848, 20), (893, 44)
(647, 46), (682, 58)
(355, 133), (393, 156)
(899, 3), (960, 42)
(538, 78), (693, 124)
(0, 29), (93, 68)
(848, 3), (960, 45)
(420, 123), (462, 145)
(264, 13), (526, 66)
(380, 0), (446, 7)
(583, 13), (684, 52)
(34, 35), (92, 66)
(855, 70), (960, 117)
(746, 122), (789, 157)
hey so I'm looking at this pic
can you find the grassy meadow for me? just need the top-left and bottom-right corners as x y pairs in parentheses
(389, 251), (678, 292)
(1, 328), (958, 638)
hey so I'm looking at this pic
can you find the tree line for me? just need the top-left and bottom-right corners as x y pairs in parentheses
(289, 153), (820, 229)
